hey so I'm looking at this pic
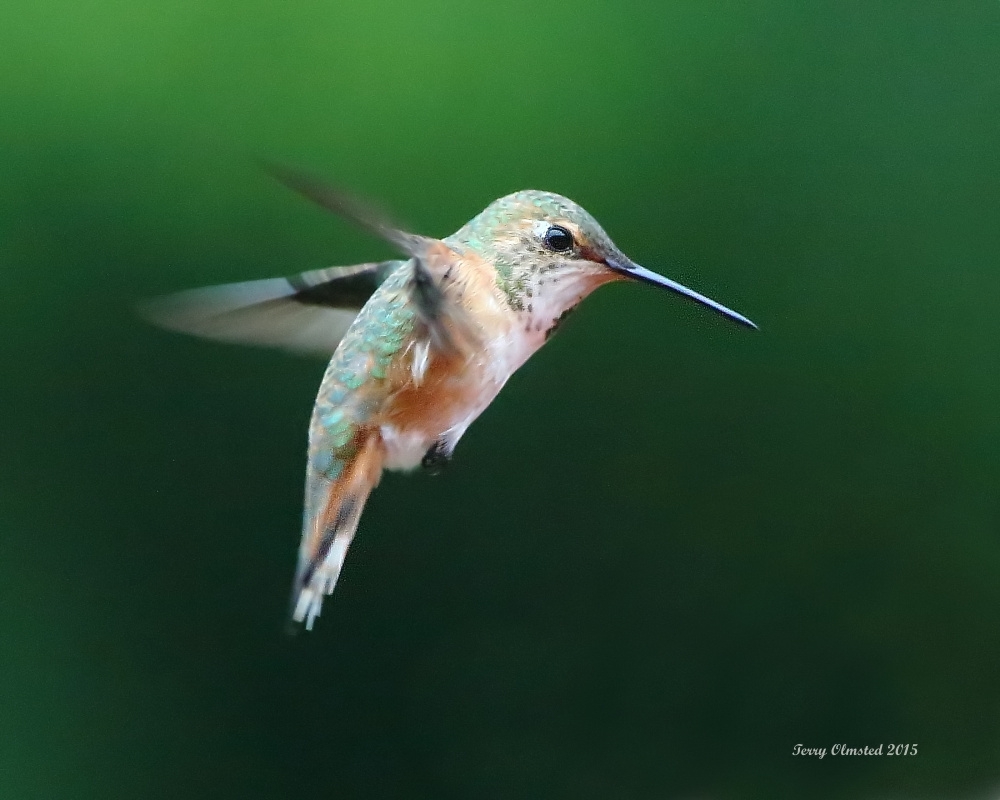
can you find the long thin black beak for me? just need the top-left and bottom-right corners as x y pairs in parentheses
(608, 258), (757, 329)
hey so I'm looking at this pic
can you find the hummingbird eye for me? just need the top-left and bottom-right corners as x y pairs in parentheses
(542, 225), (574, 253)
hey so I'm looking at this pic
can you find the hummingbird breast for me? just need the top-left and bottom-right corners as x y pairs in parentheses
(332, 255), (610, 473)
(373, 259), (522, 471)
(377, 352), (508, 470)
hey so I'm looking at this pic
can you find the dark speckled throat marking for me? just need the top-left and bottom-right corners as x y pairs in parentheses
(545, 304), (579, 341)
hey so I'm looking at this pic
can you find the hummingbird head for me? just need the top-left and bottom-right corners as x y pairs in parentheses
(447, 190), (755, 329)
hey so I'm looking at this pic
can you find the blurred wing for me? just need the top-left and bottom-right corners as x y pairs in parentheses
(141, 261), (401, 356)
(264, 163), (436, 258)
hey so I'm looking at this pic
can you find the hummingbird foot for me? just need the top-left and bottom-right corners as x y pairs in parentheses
(420, 440), (452, 474)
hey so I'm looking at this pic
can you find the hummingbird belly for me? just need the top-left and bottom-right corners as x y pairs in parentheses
(377, 336), (515, 471)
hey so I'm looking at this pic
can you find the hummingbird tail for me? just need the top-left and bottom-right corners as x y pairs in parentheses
(291, 431), (384, 630)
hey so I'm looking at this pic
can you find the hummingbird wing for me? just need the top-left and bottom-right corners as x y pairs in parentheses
(146, 166), (475, 357)
(267, 165), (483, 360)
(264, 163), (437, 258)
(409, 255), (482, 360)
(141, 261), (401, 356)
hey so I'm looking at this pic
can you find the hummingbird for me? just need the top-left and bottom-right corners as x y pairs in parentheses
(145, 167), (756, 630)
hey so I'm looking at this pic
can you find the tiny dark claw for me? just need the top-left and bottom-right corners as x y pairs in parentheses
(421, 441), (451, 474)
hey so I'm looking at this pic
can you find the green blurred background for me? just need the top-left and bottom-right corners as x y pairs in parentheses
(2, 1), (999, 797)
